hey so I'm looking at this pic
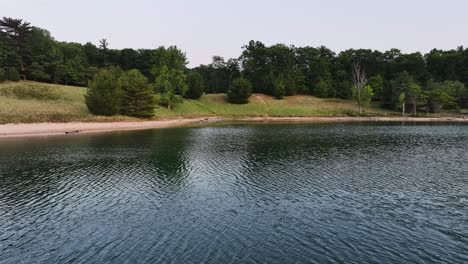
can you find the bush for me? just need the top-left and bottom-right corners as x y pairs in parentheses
(185, 71), (204, 99)
(5, 67), (20, 82)
(227, 77), (252, 104)
(85, 67), (122, 116)
(120, 69), (155, 118)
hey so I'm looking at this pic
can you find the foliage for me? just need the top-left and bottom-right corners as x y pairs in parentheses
(194, 56), (240, 93)
(185, 71), (204, 99)
(5, 67), (20, 81)
(85, 67), (122, 115)
(368, 75), (384, 100)
(272, 75), (286, 99)
(0, 67), (5, 82)
(427, 89), (454, 113)
(227, 78), (252, 104)
(120, 69), (154, 117)
(159, 89), (183, 110)
(352, 85), (374, 111)
(153, 65), (187, 109)
(316, 79), (333, 98)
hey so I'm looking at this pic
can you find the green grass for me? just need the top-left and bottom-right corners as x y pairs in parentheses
(153, 94), (390, 118)
(0, 81), (395, 124)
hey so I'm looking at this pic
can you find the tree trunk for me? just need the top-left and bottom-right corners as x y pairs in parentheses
(21, 64), (26, 80)
(402, 103), (405, 116)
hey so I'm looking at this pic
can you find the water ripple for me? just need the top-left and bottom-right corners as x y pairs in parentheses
(0, 124), (467, 263)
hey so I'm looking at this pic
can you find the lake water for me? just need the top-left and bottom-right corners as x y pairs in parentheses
(0, 123), (467, 264)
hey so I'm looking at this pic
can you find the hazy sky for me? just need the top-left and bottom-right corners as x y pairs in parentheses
(2, 0), (467, 67)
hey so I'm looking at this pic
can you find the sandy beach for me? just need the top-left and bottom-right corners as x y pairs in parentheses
(0, 116), (467, 138)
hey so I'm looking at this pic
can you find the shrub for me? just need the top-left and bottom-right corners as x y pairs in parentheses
(227, 77), (252, 104)
(85, 67), (122, 116)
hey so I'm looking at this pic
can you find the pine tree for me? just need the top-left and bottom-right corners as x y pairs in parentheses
(120, 69), (155, 117)
(227, 77), (252, 104)
(85, 67), (122, 116)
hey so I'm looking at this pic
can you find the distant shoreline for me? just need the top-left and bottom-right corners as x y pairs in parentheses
(1, 116), (467, 138)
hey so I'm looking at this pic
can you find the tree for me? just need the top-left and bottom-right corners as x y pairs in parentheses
(57, 42), (87, 85)
(5, 67), (20, 81)
(352, 62), (368, 113)
(227, 77), (252, 104)
(368, 75), (384, 101)
(120, 69), (155, 117)
(151, 46), (189, 109)
(315, 78), (333, 98)
(0, 17), (32, 80)
(85, 67), (122, 115)
(99, 39), (109, 66)
(154, 65), (187, 109)
(407, 83), (423, 115)
(241, 40), (269, 94)
(427, 89), (453, 113)
(398, 92), (406, 116)
(272, 75), (286, 99)
(352, 85), (374, 112)
(185, 71), (204, 99)
(442, 81), (466, 108)
(0, 67), (5, 82)
(28, 62), (49, 81)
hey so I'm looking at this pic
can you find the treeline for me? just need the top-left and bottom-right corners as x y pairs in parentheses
(195, 41), (468, 113)
(0, 17), (189, 87)
(1, 17), (468, 115)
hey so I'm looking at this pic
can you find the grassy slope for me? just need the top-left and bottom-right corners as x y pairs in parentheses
(0, 81), (392, 124)
(0, 81), (136, 123)
(153, 94), (390, 117)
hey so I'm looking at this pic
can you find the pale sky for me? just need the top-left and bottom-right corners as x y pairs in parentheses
(2, 0), (467, 67)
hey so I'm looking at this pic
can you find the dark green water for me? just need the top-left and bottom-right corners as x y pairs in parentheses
(0, 123), (467, 264)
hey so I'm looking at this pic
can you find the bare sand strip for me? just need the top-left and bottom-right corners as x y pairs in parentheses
(0, 116), (467, 138)
(0, 117), (213, 138)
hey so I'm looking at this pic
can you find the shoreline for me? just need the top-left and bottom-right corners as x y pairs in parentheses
(0, 116), (467, 138)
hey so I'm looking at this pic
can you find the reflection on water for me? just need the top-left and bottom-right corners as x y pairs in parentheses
(0, 124), (467, 263)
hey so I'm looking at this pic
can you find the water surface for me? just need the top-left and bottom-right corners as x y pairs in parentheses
(0, 123), (467, 263)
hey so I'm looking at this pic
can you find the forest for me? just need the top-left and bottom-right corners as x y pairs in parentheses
(1, 17), (468, 117)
